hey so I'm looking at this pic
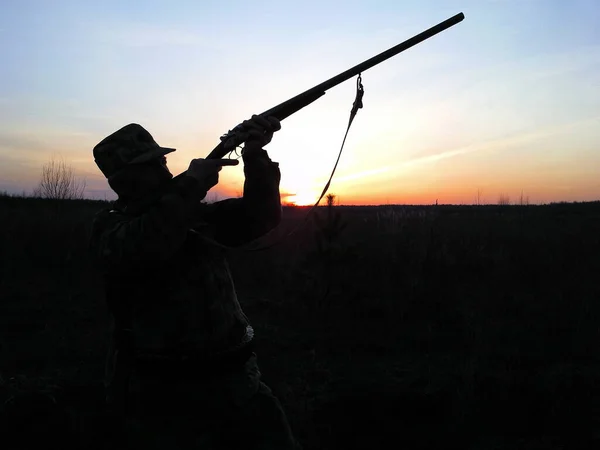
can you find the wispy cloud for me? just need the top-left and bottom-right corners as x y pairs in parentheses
(0, 128), (95, 155)
(335, 167), (391, 183)
(403, 116), (600, 167)
(502, 45), (600, 83)
(0, 133), (44, 153)
(342, 115), (600, 184)
(88, 22), (220, 49)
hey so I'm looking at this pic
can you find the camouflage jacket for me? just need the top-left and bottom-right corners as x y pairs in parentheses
(90, 150), (281, 365)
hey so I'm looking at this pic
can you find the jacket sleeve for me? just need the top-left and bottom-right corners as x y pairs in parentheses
(90, 176), (206, 270)
(195, 149), (282, 247)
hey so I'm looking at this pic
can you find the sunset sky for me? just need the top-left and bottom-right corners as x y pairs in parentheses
(1, 0), (598, 205)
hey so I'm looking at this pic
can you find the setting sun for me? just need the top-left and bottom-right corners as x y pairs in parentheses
(285, 192), (320, 206)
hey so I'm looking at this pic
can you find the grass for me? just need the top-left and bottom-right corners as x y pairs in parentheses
(2, 194), (600, 449)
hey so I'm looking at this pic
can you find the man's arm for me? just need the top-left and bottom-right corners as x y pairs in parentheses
(90, 155), (240, 269)
(196, 148), (282, 247)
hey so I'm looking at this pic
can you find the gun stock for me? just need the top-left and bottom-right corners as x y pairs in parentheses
(175, 12), (465, 180)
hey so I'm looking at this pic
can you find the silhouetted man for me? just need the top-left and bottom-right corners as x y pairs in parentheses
(89, 115), (300, 449)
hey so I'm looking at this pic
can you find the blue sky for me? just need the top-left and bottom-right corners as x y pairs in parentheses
(1, 0), (599, 204)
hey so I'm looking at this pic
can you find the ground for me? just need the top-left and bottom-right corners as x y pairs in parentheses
(1, 195), (600, 449)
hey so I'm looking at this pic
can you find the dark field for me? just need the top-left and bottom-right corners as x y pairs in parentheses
(2, 194), (600, 449)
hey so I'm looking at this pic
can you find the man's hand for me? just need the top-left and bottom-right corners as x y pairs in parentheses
(238, 115), (281, 155)
(186, 158), (239, 191)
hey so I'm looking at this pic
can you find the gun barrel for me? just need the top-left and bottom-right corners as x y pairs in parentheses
(260, 12), (465, 120)
(198, 12), (464, 164)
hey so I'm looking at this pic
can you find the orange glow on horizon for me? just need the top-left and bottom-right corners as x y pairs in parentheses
(284, 192), (320, 206)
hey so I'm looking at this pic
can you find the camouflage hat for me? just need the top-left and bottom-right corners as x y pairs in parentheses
(93, 123), (176, 178)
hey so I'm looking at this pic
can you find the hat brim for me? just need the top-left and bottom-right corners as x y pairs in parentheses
(129, 147), (176, 164)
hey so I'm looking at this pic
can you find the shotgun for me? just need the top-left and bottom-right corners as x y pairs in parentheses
(174, 12), (464, 182)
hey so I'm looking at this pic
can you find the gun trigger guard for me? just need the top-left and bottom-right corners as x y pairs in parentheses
(220, 128), (246, 152)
